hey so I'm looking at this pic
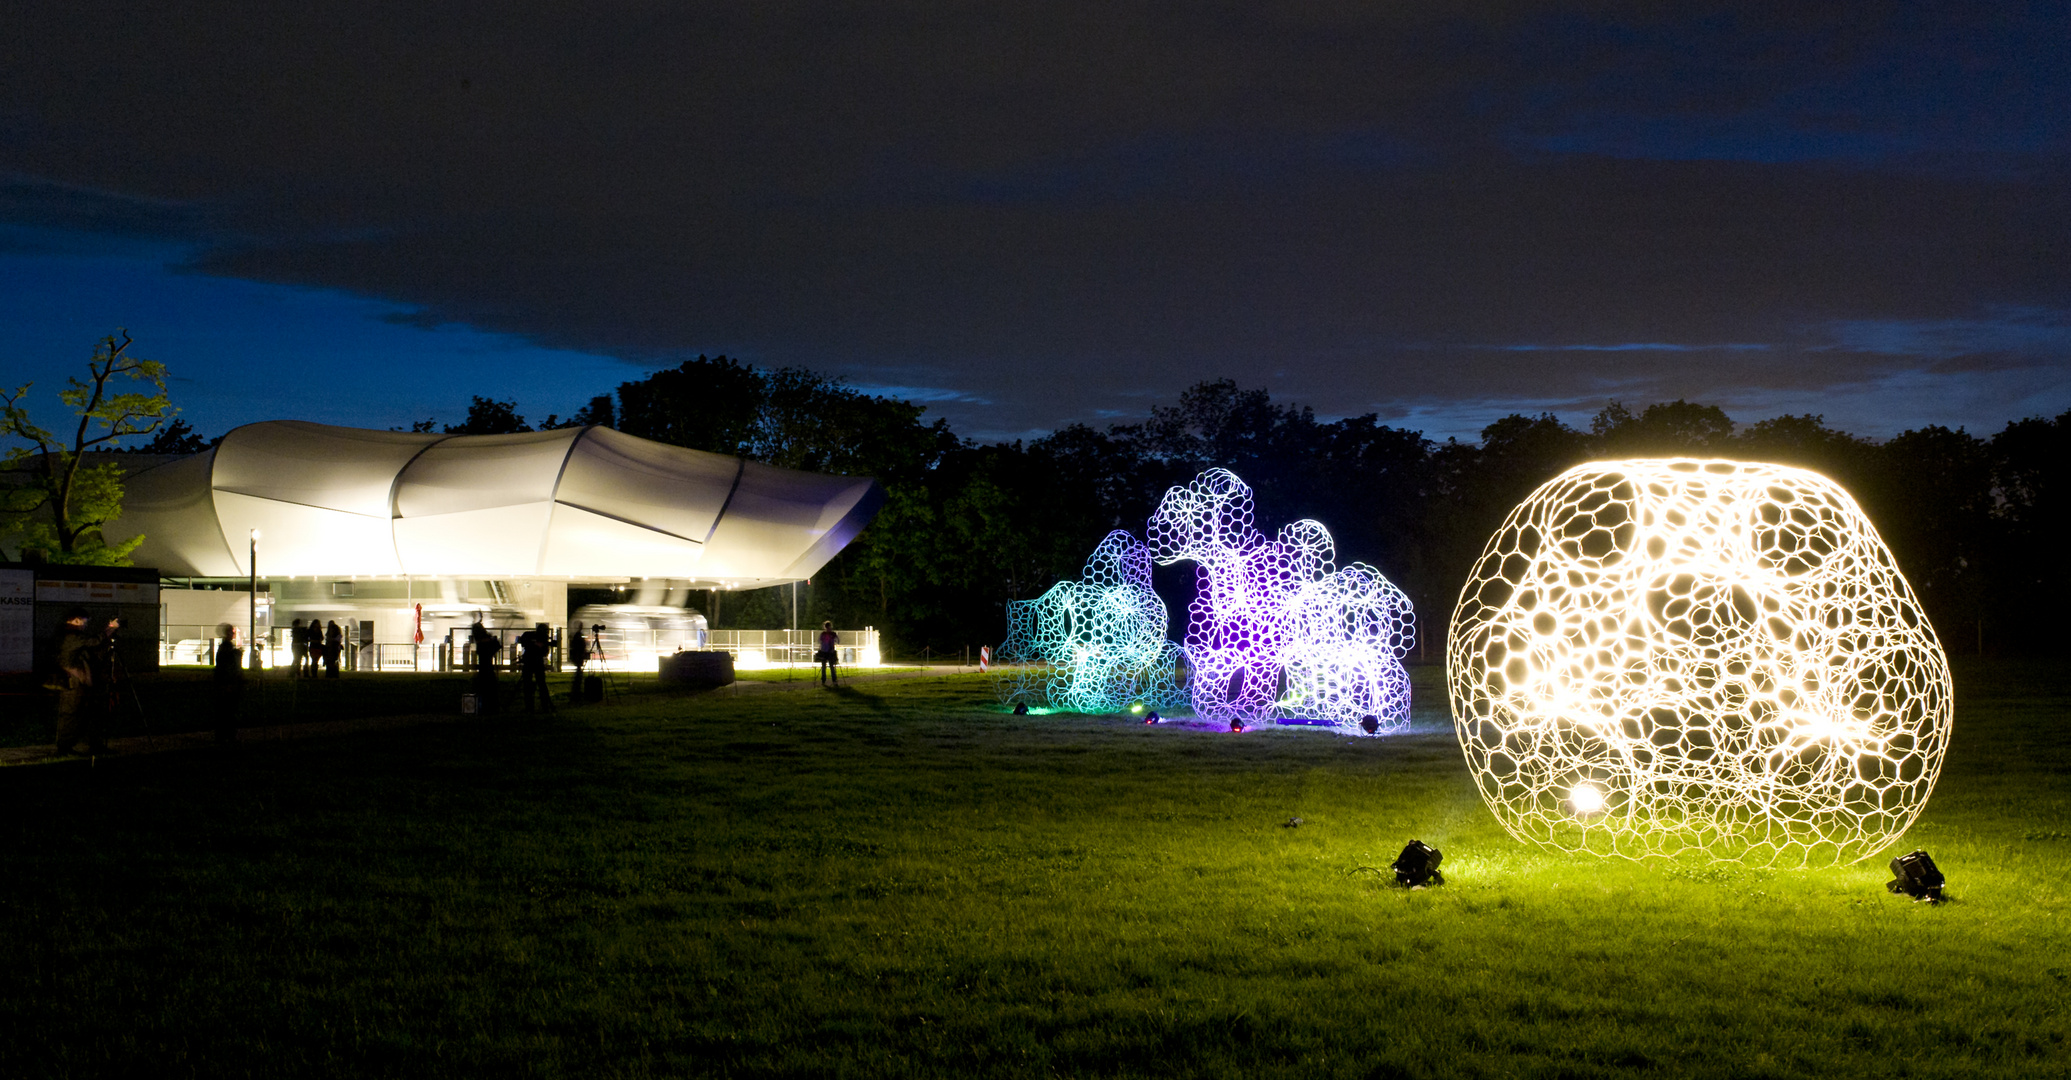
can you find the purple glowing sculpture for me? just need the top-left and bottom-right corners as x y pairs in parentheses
(1146, 469), (1415, 734)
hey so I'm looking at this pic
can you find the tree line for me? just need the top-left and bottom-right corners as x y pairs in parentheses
(9, 338), (2066, 658)
(438, 360), (2068, 660)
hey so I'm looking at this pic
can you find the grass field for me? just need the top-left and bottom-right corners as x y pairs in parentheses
(0, 665), (935, 749)
(1, 660), (2067, 1078)
(729, 665), (928, 683)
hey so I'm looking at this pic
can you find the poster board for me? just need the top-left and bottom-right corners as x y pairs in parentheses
(0, 569), (31, 673)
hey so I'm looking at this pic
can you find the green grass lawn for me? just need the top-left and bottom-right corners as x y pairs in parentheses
(0, 667), (486, 748)
(729, 665), (927, 683)
(1, 660), (2067, 1078)
(0, 665), (938, 748)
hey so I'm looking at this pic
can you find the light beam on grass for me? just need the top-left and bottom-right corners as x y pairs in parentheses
(1447, 459), (1953, 867)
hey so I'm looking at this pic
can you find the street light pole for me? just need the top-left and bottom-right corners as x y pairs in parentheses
(248, 529), (261, 670)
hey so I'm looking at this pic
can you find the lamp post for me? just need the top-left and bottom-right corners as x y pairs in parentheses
(248, 529), (261, 671)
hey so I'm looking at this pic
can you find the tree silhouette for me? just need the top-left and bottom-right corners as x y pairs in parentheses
(1, 331), (174, 564)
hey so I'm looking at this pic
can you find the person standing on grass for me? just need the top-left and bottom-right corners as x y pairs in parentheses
(817, 620), (839, 686)
(212, 623), (244, 742)
(468, 620), (502, 716)
(567, 625), (589, 701)
(324, 620), (343, 678)
(304, 620), (324, 678)
(82, 616), (123, 751)
(288, 618), (307, 679)
(47, 608), (97, 755)
(517, 623), (554, 714)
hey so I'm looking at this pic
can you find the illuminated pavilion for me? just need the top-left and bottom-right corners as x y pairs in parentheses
(109, 420), (884, 663)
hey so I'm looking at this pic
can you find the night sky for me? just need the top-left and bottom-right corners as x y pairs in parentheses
(4, 2), (2067, 444)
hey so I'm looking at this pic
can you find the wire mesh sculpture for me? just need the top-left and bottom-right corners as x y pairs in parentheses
(1146, 469), (1416, 734)
(1447, 459), (1953, 867)
(995, 530), (1188, 713)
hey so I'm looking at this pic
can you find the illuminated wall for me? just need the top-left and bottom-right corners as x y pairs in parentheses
(1447, 459), (1953, 866)
(1146, 469), (1415, 734)
(995, 531), (1188, 713)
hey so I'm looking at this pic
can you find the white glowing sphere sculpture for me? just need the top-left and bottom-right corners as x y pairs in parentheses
(1447, 459), (1952, 866)
(996, 530), (1189, 713)
(1147, 468), (1416, 735)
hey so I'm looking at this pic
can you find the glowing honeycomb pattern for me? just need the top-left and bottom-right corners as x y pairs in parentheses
(1147, 469), (1416, 734)
(1447, 459), (1952, 866)
(996, 530), (1188, 713)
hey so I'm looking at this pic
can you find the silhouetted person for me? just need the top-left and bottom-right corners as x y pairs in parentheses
(289, 618), (308, 679)
(212, 623), (245, 742)
(517, 623), (554, 714)
(567, 625), (589, 700)
(324, 620), (343, 678)
(817, 620), (839, 686)
(84, 616), (124, 751)
(48, 608), (95, 754)
(303, 620), (323, 678)
(468, 620), (502, 717)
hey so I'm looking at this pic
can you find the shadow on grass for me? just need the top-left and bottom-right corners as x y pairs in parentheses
(826, 682), (899, 713)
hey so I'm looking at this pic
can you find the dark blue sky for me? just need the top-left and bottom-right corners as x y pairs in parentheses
(4, 2), (2067, 445)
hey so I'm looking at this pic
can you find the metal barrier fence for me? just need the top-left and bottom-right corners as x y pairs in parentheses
(701, 628), (879, 668)
(159, 624), (884, 671)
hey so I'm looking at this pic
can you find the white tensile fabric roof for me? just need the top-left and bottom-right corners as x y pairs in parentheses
(110, 421), (884, 583)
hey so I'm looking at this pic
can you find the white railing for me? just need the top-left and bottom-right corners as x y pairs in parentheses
(575, 627), (882, 671)
(700, 628), (881, 670)
(158, 625), (886, 672)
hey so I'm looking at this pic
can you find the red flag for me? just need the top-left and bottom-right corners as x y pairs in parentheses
(413, 603), (424, 645)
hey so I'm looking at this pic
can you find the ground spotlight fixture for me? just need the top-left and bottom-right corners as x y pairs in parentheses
(1143, 711), (1159, 724)
(1360, 715), (1379, 735)
(1392, 840), (1444, 888)
(1012, 702), (1029, 715)
(1229, 718), (1244, 733)
(1886, 849), (1945, 902)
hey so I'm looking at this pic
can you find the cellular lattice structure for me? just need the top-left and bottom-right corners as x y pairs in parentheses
(1146, 469), (1416, 734)
(995, 531), (1188, 713)
(1447, 459), (1953, 866)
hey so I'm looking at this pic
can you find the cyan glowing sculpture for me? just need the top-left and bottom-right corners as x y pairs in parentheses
(1146, 469), (1415, 734)
(1447, 459), (1953, 867)
(995, 531), (1188, 713)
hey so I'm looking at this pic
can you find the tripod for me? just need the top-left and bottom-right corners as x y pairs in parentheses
(105, 641), (152, 750)
(581, 624), (621, 704)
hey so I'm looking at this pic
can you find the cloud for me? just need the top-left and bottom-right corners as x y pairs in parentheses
(0, 2), (2065, 444)
(1489, 342), (1774, 353)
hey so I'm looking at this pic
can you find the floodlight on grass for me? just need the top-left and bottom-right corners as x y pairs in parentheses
(1143, 711), (1159, 724)
(1392, 840), (1444, 887)
(1448, 459), (1953, 867)
(1886, 849), (1945, 902)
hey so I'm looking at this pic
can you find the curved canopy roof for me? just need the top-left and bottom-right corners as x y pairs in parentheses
(111, 421), (884, 583)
